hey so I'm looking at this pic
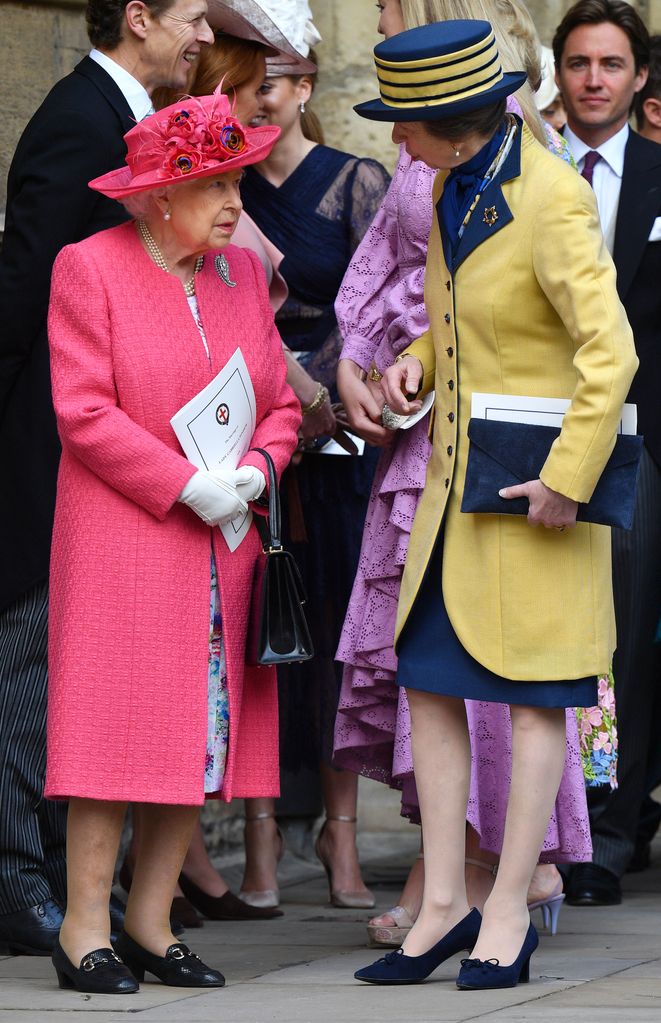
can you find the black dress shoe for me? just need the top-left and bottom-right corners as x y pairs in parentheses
(114, 931), (224, 987)
(52, 940), (138, 993)
(566, 863), (622, 906)
(179, 872), (283, 920)
(0, 898), (64, 955)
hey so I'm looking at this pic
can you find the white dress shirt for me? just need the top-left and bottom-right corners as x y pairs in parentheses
(564, 122), (629, 251)
(89, 49), (154, 122)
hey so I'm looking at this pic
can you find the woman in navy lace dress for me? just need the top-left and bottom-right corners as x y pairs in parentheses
(239, 39), (390, 909)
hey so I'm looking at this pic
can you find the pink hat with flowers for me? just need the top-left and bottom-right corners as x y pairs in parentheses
(89, 88), (279, 199)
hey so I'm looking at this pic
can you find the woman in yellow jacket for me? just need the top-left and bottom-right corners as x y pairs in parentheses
(352, 20), (638, 991)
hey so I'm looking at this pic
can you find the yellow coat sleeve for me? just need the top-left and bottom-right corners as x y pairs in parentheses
(532, 173), (639, 503)
(399, 329), (436, 396)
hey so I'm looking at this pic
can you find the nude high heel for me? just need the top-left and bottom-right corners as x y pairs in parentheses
(239, 812), (285, 910)
(315, 815), (375, 909)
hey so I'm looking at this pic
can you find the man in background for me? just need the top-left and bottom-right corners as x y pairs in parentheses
(635, 35), (661, 143)
(553, 0), (661, 907)
(0, 0), (214, 955)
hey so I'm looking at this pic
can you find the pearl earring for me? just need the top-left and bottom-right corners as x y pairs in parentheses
(300, 101), (306, 114)
(163, 210), (171, 221)
(450, 141), (460, 158)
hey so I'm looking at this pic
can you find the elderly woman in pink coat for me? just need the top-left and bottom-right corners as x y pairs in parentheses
(45, 90), (299, 995)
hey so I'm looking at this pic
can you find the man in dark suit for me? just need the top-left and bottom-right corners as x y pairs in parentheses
(553, 0), (661, 906)
(0, 0), (214, 955)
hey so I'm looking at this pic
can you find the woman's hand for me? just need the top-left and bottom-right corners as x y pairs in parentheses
(499, 479), (578, 530)
(299, 390), (336, 444)
(381, 356), (424, 417)
(178, 469), (248, 526)
(336, 359), (392, 446)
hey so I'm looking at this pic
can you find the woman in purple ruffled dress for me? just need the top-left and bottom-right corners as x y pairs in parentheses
(333, 0), (599, 948)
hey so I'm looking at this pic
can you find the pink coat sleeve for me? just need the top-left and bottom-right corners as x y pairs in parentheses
(237, 248), (301, 488)
(48, 244), (196, 520)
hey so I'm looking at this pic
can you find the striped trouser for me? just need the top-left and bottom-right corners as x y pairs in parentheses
(590, 447), (661, 876)
(0, 582), (67, 913)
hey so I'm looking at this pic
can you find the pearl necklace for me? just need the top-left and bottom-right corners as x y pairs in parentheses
(137, 220), (204, 297)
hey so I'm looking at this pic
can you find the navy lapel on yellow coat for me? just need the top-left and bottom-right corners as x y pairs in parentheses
(442, 121), (523, 272)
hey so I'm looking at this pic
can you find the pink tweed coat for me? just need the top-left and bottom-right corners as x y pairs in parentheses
(45, 223), (300, 805)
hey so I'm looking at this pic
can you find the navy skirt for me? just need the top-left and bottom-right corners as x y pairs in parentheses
(396, 538), (597, 709)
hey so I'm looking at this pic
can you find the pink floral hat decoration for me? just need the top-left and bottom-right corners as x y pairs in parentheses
(89, 88), (280, 199)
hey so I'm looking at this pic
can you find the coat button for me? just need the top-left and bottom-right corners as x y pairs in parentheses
(446, 347), (453, 357)
(448, 411), (454, 422)
(447, 445), (453, 456)
(445, 478), (450, 488)
(446, 281), (451, 291)
(448, 380), (454, 391)
(444, 313), (451, 324)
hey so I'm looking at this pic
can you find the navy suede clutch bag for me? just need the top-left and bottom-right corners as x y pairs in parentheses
(461, 418), (644, 530)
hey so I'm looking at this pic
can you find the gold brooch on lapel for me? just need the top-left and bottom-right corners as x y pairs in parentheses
(483, 206), (498, 227)
(215, 254), (237, 288)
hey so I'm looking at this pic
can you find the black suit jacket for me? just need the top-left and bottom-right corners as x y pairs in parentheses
(611, 130), (661, 468)
(0, 56), (135, 610)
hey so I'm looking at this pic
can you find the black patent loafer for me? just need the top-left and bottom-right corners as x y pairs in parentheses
(52, 941), (138, 993)
(0, 898), (64, 956)
(114, 932), (225, 987)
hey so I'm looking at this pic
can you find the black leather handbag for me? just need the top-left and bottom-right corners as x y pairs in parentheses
(246, 448), (314, 666)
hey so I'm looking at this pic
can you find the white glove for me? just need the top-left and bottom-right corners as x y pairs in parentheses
(178, 469), (248, 527)
(234, 465), (266, 504)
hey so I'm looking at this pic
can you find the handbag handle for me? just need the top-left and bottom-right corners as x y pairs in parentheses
(250, 448), (282, 551)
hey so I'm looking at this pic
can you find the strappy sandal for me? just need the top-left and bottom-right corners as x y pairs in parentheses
(366, 852), (423, 947)
(315, 815), (375, 909)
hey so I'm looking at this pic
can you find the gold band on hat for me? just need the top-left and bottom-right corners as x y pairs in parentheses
(374, 28), (504, 109)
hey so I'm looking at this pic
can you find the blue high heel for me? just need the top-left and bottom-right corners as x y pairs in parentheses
(456, 922), (539, 990)
(354, 908), (481, 985)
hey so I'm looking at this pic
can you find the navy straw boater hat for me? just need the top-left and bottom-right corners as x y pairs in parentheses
(355, 19), (526, 122)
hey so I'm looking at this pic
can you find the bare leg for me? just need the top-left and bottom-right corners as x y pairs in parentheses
(58, 798), (127, 966)
(126, 808), (193, 902)
(317, 763), (370, 897)
(181, 820), (229, 897)
(528, 863), (562, 903)
(241, 797), (281, 896)
(123, 804), (200, 956)
(401, 690), (472, 956)
(471, 704), (566, 966)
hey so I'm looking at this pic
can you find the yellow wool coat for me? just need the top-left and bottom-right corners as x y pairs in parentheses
(396, 123), (638, 682)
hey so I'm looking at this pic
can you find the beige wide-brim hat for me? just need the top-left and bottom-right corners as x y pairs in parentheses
(535, 46), (560, 111)
(206, 0), (316, 74)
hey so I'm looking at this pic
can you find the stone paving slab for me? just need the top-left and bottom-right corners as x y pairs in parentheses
(0, 832), (659, 1021)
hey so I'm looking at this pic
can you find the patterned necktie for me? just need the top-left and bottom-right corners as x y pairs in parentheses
(581, 150), (601, 187)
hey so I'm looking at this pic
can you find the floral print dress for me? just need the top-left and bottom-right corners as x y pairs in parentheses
(187, 294), (230, 794)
